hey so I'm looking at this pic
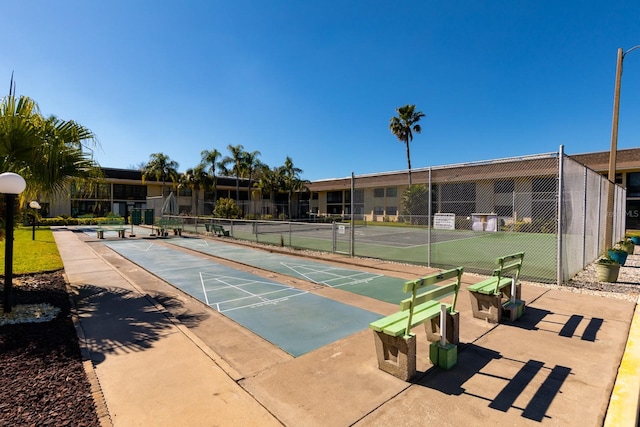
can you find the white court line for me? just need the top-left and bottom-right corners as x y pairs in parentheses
(199, 272), (210, 306)
(219, 292), (308, 313)
(199, 273), (308, 313)
(280, 262), (382, 288)
(108, 241), (155, 252)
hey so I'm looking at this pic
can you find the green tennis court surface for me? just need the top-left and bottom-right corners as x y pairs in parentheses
(103, 240), (382, 357)
(224, 223), (557, 282)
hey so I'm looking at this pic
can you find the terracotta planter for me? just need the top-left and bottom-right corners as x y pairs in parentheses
(596, 262), (620, 282)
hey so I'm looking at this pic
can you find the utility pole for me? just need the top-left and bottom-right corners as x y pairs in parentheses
(605, 45), (640, 248)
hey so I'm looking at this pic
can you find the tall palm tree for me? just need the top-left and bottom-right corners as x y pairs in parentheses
(0, 94), (100, 203)
(281, 156), (307, 219)
(200, 148), (222, 202)
(0, 91), (99, 311)
(141, 153), (179, 200)
(389, 104), (425, 187)
(180, 164), (210, 215)
(256, 165), (284, 215)
(242, 149), (262, 216)
(220, 144), (246, 202)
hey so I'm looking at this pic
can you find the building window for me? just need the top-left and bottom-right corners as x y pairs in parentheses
(437, 182), (476, 216)
(495, 205), (512, 216)
(374, 206), (384, 215)
(113, 184), (147, 200)
(327, 191), (343, 203)
(387, 206), (397, 215)
(494, 180), (515, 193)
(386, 187), (397, 197)
(627, 172), (640, 197)
(354, 189), (364, 203)
(71, 182), (110, 199)
(374, 188), (384, 198)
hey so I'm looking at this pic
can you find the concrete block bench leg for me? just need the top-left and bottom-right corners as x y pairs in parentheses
(425, 311), (460, 345)
(469, 292), (503, 323)
(372, 331), (416, 381)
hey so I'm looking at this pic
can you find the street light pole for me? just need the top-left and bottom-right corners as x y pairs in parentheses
(29, 201), (41, 241)
(0, 172), (27, 314)
(605, 45), (640, 248)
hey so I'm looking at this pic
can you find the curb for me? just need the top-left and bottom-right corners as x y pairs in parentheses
(604, 294), (640, 426)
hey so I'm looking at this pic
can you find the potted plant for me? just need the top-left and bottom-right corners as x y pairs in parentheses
(608, 247), (629, 266)
(617, 239), (635, 255)
(630, 236), (640, 245)
(595, 257), (621, 282)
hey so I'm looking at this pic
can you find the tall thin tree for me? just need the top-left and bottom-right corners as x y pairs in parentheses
(220, 144), (246, 202)
(389, 104), (425, 187)
(201, 148), (222, 203)
(282, 156), (307, 219)
(180, 164), (210, 216)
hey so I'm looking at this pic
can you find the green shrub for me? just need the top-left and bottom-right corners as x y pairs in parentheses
(213, 198), (240, 219)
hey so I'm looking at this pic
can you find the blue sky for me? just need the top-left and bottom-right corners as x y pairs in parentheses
(3, 1), (639, 181)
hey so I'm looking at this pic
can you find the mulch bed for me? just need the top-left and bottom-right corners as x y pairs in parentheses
(0, 271), (100, 426)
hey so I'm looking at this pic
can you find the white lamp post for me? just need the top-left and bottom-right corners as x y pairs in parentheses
(29, 201), (41, 241)
(0, 172), (27, 313)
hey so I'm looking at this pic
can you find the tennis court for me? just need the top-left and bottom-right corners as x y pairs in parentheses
(224, 222), (557, 282)
(103, 240), (382, 356)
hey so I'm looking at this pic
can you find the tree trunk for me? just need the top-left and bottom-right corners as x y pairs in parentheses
(405, 141), (412, 187)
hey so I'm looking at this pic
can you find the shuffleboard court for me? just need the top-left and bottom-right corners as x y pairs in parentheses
(103, 240), (382, 357)
(166, 237), (408, 304)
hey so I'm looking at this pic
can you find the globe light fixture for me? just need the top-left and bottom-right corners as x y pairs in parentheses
(0, 172), (27, 313)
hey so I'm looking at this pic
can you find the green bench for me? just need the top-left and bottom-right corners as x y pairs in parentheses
(204, 223), (230, 237)
(96, 218), (126, 239)
(467, 252), (525, 323)
(369, 267), (463, 380)
(156, 219), (182, 237)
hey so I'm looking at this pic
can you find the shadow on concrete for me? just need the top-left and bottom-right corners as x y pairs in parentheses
(414, 343), (572, 423)
(412, 343), (502, 395)
(502, 306), (553, 331)
(152, 293), (211, 328)
(71, 284), (204, 364)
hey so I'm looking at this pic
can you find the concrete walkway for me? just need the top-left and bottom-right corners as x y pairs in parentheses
(53, 228), (640, 426)
(54, 229), (282, 426)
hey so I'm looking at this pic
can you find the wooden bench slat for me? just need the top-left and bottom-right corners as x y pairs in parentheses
(402, 268), (462, 293)
(370, 267), (463, 338)
(399, 284), (457, 311)
(467, 276), (512, 294)
(382, 302), (451, 337)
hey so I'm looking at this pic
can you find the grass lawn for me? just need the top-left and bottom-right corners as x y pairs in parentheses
(0, 227), (63, 275)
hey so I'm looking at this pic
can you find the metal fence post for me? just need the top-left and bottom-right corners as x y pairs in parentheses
(557, 145), (565, 285)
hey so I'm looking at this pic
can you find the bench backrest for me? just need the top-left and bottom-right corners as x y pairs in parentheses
(158, 218), (182, 226)
(98, 218), (124, 225)
(492, 252), (524, 293)
(400, 267), (463, 338)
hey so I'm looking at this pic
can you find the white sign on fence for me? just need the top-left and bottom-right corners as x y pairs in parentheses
(434, 213), (456, 230)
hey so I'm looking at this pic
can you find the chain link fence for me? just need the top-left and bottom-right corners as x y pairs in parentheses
(163, 147), (626, 285)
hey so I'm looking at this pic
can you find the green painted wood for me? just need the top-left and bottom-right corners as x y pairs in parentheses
(369, 267), (463, 338)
